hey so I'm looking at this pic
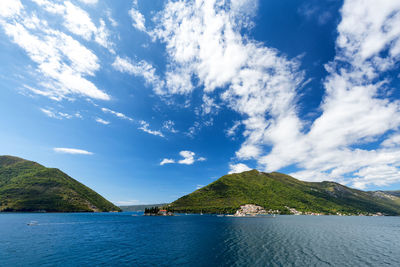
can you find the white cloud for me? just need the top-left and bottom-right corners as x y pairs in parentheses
(100, 107), (163, 138)
(95, 117), (110, 125)
(138, 120), (164, 137)
(0, 0), (23, 18)
(178, 150), (195, 165)
(229, 163), (252, 174)
(160, 150), (206, 166)
(53, 147), (93, 155)
(106, 9), (118, 27)
(162, 120), (178, 133)
(381, 134), (400, 148)
(226, 121), (241, 137)
(201, 94), (219, 115)
(40, 108), (80, 119)
(112, 56), (164, 94)
(0, 4), (110, 101)
(198, 157), (206, 162)
(40, 108), (61, 119)
(78, 0), (98, 5)
(160, 158), (175, 165)
(32, 0), (114, 52)
(129, 6), (146, 32)
(260, 0), (400, 189)
(152, 0), (400, 189)
(101, 107), (134, 122)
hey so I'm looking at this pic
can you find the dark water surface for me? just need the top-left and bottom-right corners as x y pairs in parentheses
(0, 213), (399, 266)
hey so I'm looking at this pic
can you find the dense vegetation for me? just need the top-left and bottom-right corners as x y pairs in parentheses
(0, 156), (121, 212)
(170, 170), (400, 215)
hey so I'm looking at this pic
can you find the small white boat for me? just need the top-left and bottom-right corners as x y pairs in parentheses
(27, 221), (38, 226)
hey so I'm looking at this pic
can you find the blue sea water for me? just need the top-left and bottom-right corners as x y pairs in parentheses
(0, 213), (399, 266)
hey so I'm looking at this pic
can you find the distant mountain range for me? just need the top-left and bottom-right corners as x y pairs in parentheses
(170, 170), (400, 215)
(0, 156), (120, 212)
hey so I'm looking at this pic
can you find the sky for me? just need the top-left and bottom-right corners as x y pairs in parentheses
(1, 0), (400, 205)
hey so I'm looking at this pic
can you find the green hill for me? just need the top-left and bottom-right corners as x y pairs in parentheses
(170, 170), (400, 215)
(0, 156), (121, 212)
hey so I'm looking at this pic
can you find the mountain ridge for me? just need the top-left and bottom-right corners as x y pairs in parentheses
(170, 170), (400, 215)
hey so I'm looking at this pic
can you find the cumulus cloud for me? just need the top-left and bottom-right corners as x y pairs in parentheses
(53, 147), (93, 155)
(152, 0), (400, 189)
(151, 0), (303, 158)
(160, 150), (206, 166)
(178, 150), (196, 165)
(229, 163), (252, 174)
(260, 0), (400, 189)
(0, 1), (109, 101)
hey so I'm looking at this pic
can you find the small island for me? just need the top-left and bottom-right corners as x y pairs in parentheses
(144, 206), (174, 216)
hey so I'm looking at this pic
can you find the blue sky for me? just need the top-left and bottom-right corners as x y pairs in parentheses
(1, 0), (400, 205)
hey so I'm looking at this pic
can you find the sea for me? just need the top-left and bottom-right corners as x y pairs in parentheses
(0, 212), (399, 266)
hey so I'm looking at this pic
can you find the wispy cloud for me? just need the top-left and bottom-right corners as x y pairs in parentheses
(95, 117), (110, 125)
(100, 107), (165, 138)
(226, 121), (241, 138)
(101, 107), (134, 122)
(53, 147), (93, 155)
(139, 120), (164, 137)
(32, 0), (114, 52)
(40, 108), (79, 120)
(162, 120), (178, 133)
(129, 0), (146, 32)
(112, 56), (164, 94)
(0, 1), (110, 101)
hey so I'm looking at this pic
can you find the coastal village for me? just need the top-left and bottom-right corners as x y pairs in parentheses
(142, 204), (386, 217)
